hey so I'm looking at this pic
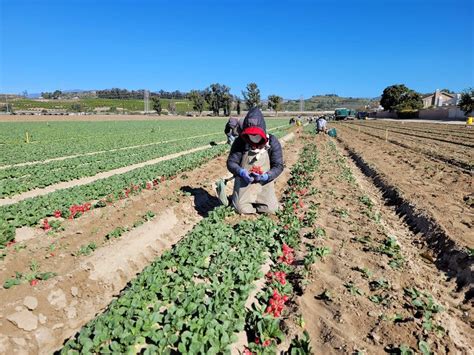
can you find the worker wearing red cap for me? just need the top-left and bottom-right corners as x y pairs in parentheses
(227, 107), (284, 214)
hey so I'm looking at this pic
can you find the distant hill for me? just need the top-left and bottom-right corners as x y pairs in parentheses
(283, 95), (378, 111)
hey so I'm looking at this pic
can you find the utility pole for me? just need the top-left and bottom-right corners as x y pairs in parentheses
(144, 90), (150, 114)
(299, 95), (304, 113)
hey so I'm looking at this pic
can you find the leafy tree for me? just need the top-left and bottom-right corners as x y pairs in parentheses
(242, 82), (261, 109)
(221, 92), (233, 116)
(458, 88), (474, 116)
(395, 91), (423, 111)
(52, 90), (62, 99)
(203, 83), (231, 116)
(151, 97), (162, 115)
(267, 95), (283, 116)
(236, 98), (241, 115)
(380, 84), (422, 111)
(441, 88), (455, 94)
(189, 90), (205, 115)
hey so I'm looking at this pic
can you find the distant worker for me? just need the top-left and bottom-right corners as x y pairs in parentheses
(224, 117), (243, 145)
(316, 116), (328, 133)
(289, 117), (296, 125)
(227, 107), (284, 214)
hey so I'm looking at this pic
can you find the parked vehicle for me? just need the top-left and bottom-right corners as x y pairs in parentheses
(334, 108), (356, 120)
(356, 111), (368, 120)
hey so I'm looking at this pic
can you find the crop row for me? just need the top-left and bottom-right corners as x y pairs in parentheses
(244, 142), (321, 354)
(0, 133), (223, 197)
(0, 119), (289, 165)
(61, 207), (278, 354)
(0, 144), (228, 247)
(0, 121), (221, 165)
(60, 140), (320, 354)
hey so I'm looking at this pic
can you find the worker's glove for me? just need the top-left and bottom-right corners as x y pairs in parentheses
(253, 173), (269, 183)
(239, 168), (254, 185)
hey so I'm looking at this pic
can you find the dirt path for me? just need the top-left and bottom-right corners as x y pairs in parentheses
(0, 132), (300, 354)
(298, 135), (471, 353)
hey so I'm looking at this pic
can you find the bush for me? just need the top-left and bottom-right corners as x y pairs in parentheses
(397, 110), (419, 119)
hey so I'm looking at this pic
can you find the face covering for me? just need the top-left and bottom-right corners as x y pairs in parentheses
(248, 134), (262, 144)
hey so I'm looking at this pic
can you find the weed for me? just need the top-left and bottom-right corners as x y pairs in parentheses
(353, 266), (372, 279)
(369, 278), (389, 291)
(316, 289), (333, 302)
(344, 282), (364, 296)
(76, 243), (97, 256)
(359, 195), (374, 209)
(105, 226), (128, 240)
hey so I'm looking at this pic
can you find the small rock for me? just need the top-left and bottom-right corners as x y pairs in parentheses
(70, 287), (79, 297)
(35, 327), (55, 348)
(52, 323), (64, 330)
(15, 227), (37, 242)
(369, 332), (381, 343)
(76, 230), (83, 235)
(47, 289), (67, 310)
(367, 311), (379, 317)
(38, 313), (47, 324)
(12, 337), (27, 347)
(64, 306), (77, 319)
(0, 334), (12, 354)
(7, 310), (38, 331)
(23, 296), (38, 310)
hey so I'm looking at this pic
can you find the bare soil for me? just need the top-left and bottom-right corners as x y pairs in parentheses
(297, 134), (471, 354)
(336, 123), (473, 249)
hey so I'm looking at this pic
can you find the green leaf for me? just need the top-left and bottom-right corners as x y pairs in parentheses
(418, 340), (431, 355)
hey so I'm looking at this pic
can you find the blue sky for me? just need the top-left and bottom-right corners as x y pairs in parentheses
(0, 0), (472, 98)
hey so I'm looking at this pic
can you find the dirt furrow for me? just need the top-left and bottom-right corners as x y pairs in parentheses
(349, 122), (474, 148)
(358, 122), (474, 142)
(338, 124), (472, 172)
(299, 135), (471, 354)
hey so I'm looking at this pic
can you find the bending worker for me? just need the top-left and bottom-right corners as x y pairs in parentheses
(316, 115), (328, 133)
(227, 108), (284, 214)
(224, 116), (243, 145)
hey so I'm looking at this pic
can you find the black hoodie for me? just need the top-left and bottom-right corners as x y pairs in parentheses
(226, 108), (284, 182)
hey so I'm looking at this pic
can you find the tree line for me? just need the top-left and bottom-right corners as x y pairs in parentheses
(151, 82), (283, 116)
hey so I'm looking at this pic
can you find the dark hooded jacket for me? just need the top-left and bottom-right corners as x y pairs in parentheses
(227, 108), (284, 182)
(224, 117), (242, 137)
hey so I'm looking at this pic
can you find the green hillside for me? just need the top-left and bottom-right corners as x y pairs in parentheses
(8, 98), (194, 114)
(283, 95), (377, 111)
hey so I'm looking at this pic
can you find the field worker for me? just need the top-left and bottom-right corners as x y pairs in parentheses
(316, 116), (328, 133)
(224, 117), (243, 145)
(227, 107), (284, 214)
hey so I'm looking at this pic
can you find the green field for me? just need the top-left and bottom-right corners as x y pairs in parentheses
(8, 98), (194, 114)
(0, 118), (289, 244)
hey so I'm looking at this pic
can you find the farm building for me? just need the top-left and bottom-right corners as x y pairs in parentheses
(422, 89), (460, 108)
